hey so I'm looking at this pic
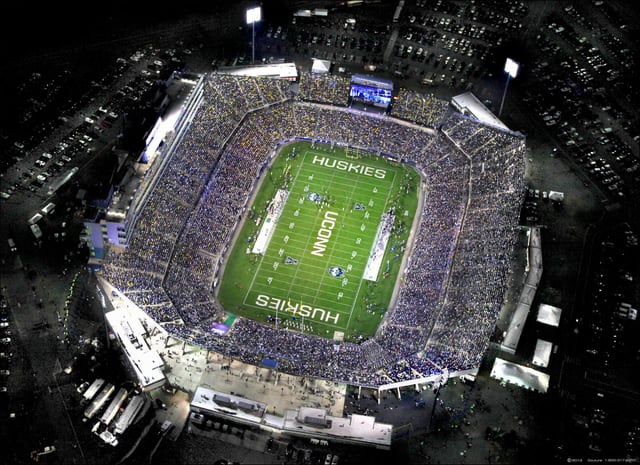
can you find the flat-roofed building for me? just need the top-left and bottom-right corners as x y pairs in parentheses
(104, 308), (165, 391)
(189, 386), (392, 449)
(190, 386), (267, 423)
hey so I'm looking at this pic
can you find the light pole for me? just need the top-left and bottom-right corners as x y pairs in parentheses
(428, 384), (441, 432)
(246, 6), (261, 64)
(499, 58), (519, 118)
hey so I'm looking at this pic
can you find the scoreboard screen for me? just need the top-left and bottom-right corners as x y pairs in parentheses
(349, 84), (392, 108)
(349, 74), (394, 109)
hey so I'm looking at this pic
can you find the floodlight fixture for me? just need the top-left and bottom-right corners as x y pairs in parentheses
(504, 58), (519, 78)
(499, 58), (519, 117)
(246, 6), (262, 64)
(246, 6), (261, 24)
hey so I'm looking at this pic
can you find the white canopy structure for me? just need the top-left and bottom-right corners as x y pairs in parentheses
(537, 303), (562, 327)
(451, 92), (510, 131)
(501, 227), (543, 354)
(532, 339), (553, 368)
(312, 58), (332, 74)
(491, 357), (550, 393)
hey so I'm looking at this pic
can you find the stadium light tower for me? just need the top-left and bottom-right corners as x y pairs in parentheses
(499, 58), (519, 118)
(246, 6), (261, 64)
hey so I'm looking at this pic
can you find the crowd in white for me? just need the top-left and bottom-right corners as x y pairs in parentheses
(100, 72), (525, 387)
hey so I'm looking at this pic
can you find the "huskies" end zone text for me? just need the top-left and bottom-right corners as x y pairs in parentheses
(255, 294), (340, 324)
(312, 155), (386, 179)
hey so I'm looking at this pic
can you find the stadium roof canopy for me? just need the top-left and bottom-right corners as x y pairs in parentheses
(218, 62), (298, 81)
(351, 74), (394, 90)
(451, 92), (510, 131)
(501, 227), (543, 354)
(294, 8), (329, 17)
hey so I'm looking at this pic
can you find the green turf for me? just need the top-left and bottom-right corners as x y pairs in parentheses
(217, 141), (421, 342)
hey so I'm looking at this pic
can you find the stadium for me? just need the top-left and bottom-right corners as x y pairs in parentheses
(98, 69), (526, 392)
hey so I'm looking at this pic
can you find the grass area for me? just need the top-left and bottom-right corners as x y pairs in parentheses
(217, 141), (421, 342)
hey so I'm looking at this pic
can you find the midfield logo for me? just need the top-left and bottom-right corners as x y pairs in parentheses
(328, 266), (345, 278)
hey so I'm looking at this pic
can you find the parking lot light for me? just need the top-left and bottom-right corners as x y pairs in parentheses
(499, 58), (519, 117)
(246, 6), (261, 64)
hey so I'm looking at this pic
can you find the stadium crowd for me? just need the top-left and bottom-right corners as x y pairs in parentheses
(390, 88), (451, 128)
(100, 72), (525, 387)
(298, 71), (352, 107)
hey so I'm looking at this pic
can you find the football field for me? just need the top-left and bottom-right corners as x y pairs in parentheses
(217, 142), (420, 341)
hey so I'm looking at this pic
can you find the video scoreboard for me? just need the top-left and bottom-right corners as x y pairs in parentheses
(349, 74), (394, 109)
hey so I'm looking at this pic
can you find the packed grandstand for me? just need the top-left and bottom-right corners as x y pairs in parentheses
(99, 71), (526, 388)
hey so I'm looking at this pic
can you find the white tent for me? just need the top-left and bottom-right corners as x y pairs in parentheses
(312, 58), (331, 74)
(532, 339), (553, 368)
(537, 303), (562, 327)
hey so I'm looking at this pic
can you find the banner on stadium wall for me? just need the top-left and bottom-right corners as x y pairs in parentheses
(261, 358), (278, 370)
(210, 323), (229, 335)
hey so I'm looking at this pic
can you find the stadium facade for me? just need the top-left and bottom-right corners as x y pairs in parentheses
(98, 69), (526, 393)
